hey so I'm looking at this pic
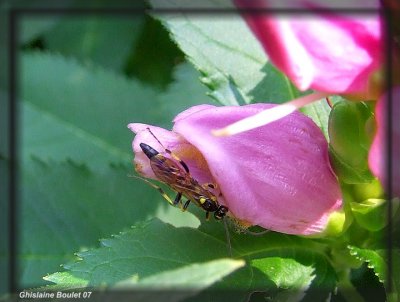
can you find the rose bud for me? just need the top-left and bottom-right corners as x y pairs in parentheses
(128, 104), (342, 235)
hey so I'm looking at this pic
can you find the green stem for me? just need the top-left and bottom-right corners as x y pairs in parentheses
(336, 269), (364, 302)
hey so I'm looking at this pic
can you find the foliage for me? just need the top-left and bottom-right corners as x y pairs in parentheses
(2, 1), (396, 301)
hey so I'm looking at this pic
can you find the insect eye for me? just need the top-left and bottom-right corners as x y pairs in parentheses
(214, 206), (228, 220)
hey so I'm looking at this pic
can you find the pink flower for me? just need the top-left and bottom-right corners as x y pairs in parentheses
(234, 0), (383, 98)
(368, 87), (400, 198)
(128, 104), (342, 235)
(213, 1), (384, 137)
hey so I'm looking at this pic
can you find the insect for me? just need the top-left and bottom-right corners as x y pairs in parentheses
(131, 128), (268, 256)
(135, 127), (229, 221)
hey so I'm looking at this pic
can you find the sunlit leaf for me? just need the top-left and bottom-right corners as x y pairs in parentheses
(42, 219), (336, 301)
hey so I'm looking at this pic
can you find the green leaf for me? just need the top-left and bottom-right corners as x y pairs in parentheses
(348, 246), (386, 284)
(300, 99), (332, 140)
(348, 247), (400, 301)
(20, 51), (211, 171)
(253, 256), (314, 289)
(150, 0), (270, 105)
(21, 101), (131, 171)
(116, 258), (245, 287)
(43, 219), (232, 288)
(200, 71), (246, 105)
(20, 51), (154, 169)
(249, 249), (336, 302)
(150, 1), (314, 107)
(350, 199), (388, 231)
(328, 100), (375, 184)
(114, 259), (245, 302)
(42, 218), (336, 301)
(44, 15), (145, 72)
(18, 157), (162, 288)
(159, 62), (216, 119)
(391, 249), (400, 302)
(124, 15), (185, 89)
(193, 222), (336, 302)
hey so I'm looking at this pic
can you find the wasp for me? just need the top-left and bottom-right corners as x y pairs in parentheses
(131, 128), (267, 256)
(134, 128), (229, 221)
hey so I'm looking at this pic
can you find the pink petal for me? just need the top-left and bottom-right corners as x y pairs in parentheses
(173, 104), (342, 235)
(234, 0), (383, 96)
(368, 87), (400, 198)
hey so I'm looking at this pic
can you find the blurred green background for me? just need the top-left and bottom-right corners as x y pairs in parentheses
(10, 0), (219, 291)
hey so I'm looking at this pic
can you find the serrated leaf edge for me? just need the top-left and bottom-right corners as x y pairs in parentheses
(347, 245), (386, 283)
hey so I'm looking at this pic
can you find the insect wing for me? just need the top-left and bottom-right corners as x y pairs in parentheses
(150, 155), (184, 183)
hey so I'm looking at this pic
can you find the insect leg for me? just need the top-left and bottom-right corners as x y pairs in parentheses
(174, 192), (186, 211)
(146, 127), (190, 173)
(182, 200), (191, 211)
(223, 218), (233, 257)
(205, 211), (210, 221)
(173, 192), (182, 205)
(128, 174), (175, 206)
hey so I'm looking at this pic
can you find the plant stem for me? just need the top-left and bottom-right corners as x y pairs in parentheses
(336, 269), (364, 302)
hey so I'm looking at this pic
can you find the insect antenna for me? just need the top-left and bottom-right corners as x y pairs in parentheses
(145, 127), (190, 174)
(223, 218), (233, 257)
(146, 127), (168, 151)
